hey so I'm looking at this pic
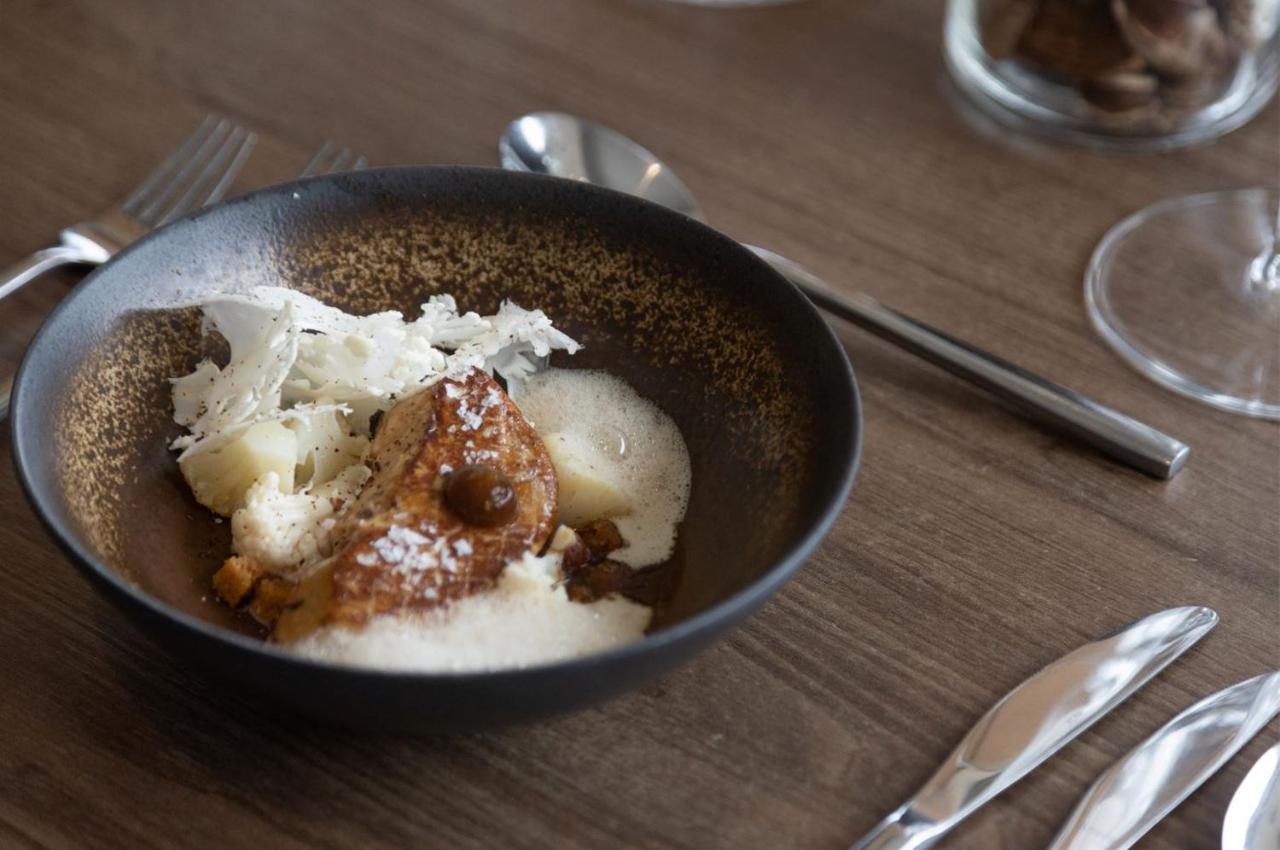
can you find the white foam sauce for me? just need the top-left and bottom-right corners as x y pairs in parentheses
(291, 553), (652, 672)
(288, 368), (692, 672)
(512, 368), (692, 568)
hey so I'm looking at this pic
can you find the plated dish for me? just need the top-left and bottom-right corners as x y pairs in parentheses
(12, 167), (860, 730)
(171, 287), (691, 670)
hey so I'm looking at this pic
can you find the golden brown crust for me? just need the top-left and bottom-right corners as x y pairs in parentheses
(274, 369), (557, 641)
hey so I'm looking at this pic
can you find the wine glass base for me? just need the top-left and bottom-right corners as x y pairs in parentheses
(1086, 189), (1280, 420)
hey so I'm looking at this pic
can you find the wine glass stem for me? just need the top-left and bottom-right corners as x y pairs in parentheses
(1250, 199), (1280, 293)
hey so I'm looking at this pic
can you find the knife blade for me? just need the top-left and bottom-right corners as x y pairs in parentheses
(1048, 671), (1280, 850)
(1223, 741), (1280, 850)
(849, 606), (1218, 850)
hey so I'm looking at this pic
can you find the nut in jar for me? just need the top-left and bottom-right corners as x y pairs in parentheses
(955, 0), (1279, 141)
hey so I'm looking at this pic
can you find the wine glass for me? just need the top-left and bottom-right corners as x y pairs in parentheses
(1085, 188), (1280, 419)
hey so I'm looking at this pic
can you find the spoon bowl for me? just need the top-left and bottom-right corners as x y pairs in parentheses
(501, 112), (704, 221)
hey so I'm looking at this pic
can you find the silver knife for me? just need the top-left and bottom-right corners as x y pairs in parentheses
(1223, 741), (1280, 850)
(850, 606), (1218, 850)
(1049, 671), (1280, 850)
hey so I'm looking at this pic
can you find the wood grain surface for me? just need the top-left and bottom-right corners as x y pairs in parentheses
(1, 1), (1277, 848)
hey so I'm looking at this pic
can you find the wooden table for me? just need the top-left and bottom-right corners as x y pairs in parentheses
(1, 2), (1277, 847)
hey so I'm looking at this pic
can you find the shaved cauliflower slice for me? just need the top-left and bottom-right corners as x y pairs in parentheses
(447, 300), (581, 390)
(230, 464), (372, 574)
(171, 287), (579, 440)
(283, 406), (369, 488)
(171, 300), (301, 450)
(170, 287), (579, 523)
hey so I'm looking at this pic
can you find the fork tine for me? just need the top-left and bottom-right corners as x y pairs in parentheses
(327, 148), (355, 174)
(199, 130), (256, 208)
(298, 141), (336, 178)
(299, 144), (368, 178)
(135, 119), (232, 224)
(120, 115), (220, 215)
(154, 127), (255, 226)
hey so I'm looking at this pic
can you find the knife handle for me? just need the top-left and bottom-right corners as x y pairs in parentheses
(849, 808), (938, 850)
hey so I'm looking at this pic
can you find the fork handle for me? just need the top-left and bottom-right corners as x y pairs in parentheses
(0, 245), (91, 303)
(0, 245), (95, 419)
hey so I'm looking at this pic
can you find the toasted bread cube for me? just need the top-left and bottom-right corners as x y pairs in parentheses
(212, 555), (266, 606)
(248, 577), (294, 626)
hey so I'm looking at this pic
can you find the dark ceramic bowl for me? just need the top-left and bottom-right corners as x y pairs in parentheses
(12, 166), (861, 732)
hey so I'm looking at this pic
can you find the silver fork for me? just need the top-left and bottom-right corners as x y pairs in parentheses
(0, 115), (256, 303)
(298, 141), (368, 177)
(0, 116), (254, 419)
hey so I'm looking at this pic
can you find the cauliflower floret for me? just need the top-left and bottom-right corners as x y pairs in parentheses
(231, 464), (371, 574)
(178, 418), (299, 517)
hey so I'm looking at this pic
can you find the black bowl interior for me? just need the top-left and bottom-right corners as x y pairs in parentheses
(13, 166), (860, 729)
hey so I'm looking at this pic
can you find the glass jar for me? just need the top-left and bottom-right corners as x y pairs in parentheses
(945, 0), (1279, 150)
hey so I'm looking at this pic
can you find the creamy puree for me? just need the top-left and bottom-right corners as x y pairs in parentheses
(512, 368), (692, 568)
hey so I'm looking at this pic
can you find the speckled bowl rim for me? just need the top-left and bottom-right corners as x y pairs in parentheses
(11, 165), (863, 684)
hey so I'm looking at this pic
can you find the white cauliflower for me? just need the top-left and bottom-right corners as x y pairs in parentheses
(171, 287), (580, 448)
(169, 287), (580, 516)
(230, 464), (371, 574)
(178, 419), (298, 517)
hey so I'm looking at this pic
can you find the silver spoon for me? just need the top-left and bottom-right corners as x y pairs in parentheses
(1223, 741), (1280, 850)
(499, 111), (1190, 479)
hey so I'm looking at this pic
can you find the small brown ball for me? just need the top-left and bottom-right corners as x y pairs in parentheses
(444, 464), (518, 527)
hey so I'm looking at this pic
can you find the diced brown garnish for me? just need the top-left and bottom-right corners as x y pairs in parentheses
(559, 533), (593, 575)
(555, 520), (628, 581)
(565, 559), (676, 608)
(213, 555), (266, 606)
(560, 519), (626, 579)
(565, 559), (633, 603)
(576, 519), (624, 556)
(555, 521), (677, 607)
(248, 577), (295, 626)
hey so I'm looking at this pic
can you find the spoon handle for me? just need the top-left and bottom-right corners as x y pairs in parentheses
(747, 246), (1190, 479)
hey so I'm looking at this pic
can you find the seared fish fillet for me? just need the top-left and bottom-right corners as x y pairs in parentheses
(275, 369), (557, 642)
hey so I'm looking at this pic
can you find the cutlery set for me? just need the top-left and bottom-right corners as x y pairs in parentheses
(3, 117), (1277, 848)
(5, 114), (1192, 479)
(498, 111), (1193, 480)
(852, 607), (1279, 850)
